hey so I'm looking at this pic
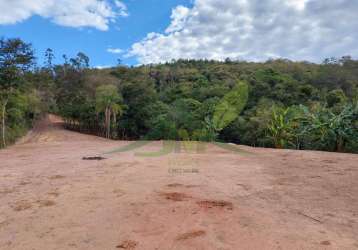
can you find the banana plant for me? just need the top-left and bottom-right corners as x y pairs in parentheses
(267, 107), (297, 149)
(297, 103), (357, 152)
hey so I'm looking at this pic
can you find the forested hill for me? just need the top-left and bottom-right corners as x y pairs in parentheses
(1, 38), (357, 152)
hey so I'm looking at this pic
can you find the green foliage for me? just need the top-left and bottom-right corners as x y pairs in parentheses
(326, 89), (347, 108)
(146, 114), (177, 140)
(297, 103), (357, 152)
(267, 106), (299, 149)
(0, 90), (42, 146)
(1, 37), (357, 153)
(55, 57), (357, 153)
(95, 85), (124, 138)
(264, 102), (358, 152)
(95, 85), (122, 113)
(0, 38), (37, 147)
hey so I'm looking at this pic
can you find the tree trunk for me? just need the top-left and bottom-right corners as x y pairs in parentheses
(112, 111), (117, 139)
(113, 112), (116, 125)
(105, 107), (108, 138)
(1, 99), (8, 147)
(108, 109), (111, 139)
(105, 107), (111, 139)
(336, 136), (344, 152)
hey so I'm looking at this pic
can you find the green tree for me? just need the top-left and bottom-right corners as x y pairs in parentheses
(0, 38), (35, 147)
(44, 48), (55, 71)
(326, 89), (347, 108)
(70, 52), (90, 70)
(95, 85), (124, 138)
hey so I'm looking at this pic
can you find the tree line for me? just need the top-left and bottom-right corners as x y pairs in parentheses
(0, 37), (357, 153)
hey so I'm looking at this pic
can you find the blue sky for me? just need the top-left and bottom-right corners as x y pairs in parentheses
(0, 0), (356, 66)
(0, 0), (192, 67)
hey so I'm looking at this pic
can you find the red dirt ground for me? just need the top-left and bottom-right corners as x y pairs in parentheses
(0, 115), (357, 249)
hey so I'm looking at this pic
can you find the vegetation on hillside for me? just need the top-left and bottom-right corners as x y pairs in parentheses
(0, 38), (41, 147)
(0, 37), (357, 152)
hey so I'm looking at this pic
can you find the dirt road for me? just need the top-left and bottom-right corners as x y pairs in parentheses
(0, 115), (357, 250)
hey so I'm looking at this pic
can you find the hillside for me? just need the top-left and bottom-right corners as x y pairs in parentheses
(1, 38), (357, 153)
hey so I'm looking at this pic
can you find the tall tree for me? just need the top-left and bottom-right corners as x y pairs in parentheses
(95, 85), (124, 138)
(70, 52), (90, 70)
(0, 38), (34, 146)
(44, 48), (55, 71)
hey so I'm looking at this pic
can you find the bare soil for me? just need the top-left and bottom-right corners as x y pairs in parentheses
(0, 115), (357, 250)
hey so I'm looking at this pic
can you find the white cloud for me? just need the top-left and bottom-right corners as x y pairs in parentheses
(285, 0), (310, 10)
(115, 0), (129, 17)
(0, 0), (128, 31)
(107, 48), (123, 54)
(94, 65), (113, 69)
(128, 0), (358, 64)
(165, 5), (190, 33)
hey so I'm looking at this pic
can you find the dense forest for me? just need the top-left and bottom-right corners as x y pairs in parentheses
(1, 38), (357, 152)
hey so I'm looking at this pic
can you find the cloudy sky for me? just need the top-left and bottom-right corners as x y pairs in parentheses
(0, 0), (357, 66)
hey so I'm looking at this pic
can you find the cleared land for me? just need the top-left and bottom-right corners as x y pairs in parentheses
(0, 115), (357, 250)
